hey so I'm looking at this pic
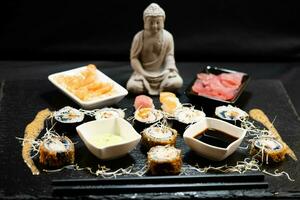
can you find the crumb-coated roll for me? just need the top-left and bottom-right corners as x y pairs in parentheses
(39, 135), (75, 169)
(250, 137), (287, 163)
(142, 124), (177, 150)
(147, 145), (182, 175)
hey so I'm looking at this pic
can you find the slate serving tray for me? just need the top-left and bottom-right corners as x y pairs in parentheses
(0, 79), (299, 199)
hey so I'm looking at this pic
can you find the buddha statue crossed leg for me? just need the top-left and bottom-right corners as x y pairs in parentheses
(126, 3), (183, 95)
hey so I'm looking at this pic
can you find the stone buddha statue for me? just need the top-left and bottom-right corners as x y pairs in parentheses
(126, 3), (183, 95)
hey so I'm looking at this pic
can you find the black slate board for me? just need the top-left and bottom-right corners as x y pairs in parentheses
(0, 79), (299, 199)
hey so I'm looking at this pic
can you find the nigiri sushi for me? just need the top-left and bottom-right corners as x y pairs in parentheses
(159, 92), (182, 115)
(159, 92), (176, 103)
(134, 95), (154, 110)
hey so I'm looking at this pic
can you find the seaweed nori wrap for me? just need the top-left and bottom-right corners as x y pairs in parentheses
(134, 108), (164, 133)
(53, 106), (85, 134)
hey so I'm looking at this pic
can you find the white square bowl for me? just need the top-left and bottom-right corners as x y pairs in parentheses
(183, 117), (246, 161)
(48, 65), (128, 109)
(76, 118), (141, 160)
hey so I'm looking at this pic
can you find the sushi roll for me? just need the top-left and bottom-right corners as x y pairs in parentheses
(159, 92), (182, 116)
(53, 106), (85, 134)
(215, 105), (248, 126)
(94, 107), (125, 120)
(250, 136), (287, 163)
(141, 123), (177, 150)
(173, 107), (206, 134)
(133, 94), (162, 132)
(134, 108), (164, 132)
(147, 145), (182, 175)
(39, 135), (75, 169)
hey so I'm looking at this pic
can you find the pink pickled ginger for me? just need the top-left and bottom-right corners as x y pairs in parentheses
(192, 72), (244, 101)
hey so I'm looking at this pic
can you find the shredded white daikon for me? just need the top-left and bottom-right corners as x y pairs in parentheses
(16, 137), (41, 159)
(43, 164), (149, 178)
(262, 169), (295, 182)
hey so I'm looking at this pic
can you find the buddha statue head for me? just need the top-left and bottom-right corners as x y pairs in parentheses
(143, 3), (165, 34)
(143, 3), (165, 20)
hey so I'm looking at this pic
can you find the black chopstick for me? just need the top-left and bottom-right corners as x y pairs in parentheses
(52, 173), (265, 186)
(52, 182), (268, 196)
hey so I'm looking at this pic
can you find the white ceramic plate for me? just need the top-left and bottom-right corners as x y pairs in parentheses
(48, 65), (128, 109)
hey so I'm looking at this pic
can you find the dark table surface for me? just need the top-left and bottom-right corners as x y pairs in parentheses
(1, 60), (300, 114)
(0, 61), (300, 199)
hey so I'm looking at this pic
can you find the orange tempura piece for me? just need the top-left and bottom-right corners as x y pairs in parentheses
(56, 64), (114, 101)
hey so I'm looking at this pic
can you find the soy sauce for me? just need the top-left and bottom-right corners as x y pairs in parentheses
(194, 128), (238, 148)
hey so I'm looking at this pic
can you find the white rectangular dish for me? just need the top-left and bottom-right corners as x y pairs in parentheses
(48, 65), (128, 109)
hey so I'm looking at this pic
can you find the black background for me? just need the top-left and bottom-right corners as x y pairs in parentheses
(1, 0), (300, 61)
(1, 0), (300, 113)
(1, 1), (300, 198)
